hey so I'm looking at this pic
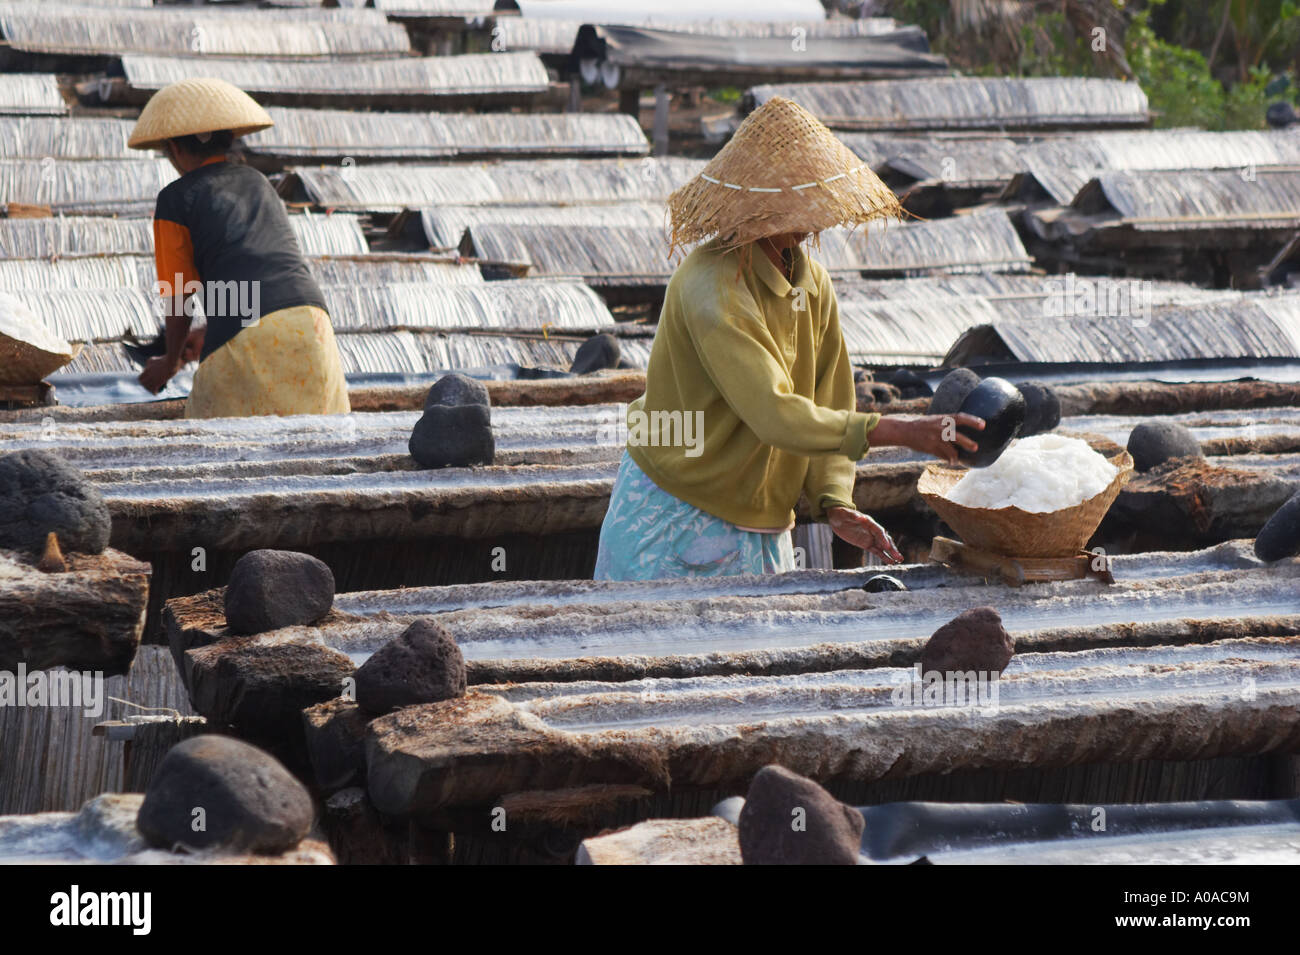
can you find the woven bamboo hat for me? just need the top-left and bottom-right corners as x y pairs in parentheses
(667, 96), (902, 253)
(128, 78), (273, 151)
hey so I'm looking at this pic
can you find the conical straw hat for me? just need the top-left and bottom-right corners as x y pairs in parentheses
(128, 78), (273, 150)
(667, 96), (902, 254)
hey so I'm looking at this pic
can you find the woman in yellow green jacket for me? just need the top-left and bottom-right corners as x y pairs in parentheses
(594, 97), (982, 580)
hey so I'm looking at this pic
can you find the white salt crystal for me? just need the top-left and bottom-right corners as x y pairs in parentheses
(945, 434), (1118, 512)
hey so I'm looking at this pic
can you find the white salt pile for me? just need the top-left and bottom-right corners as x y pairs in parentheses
(946, 434), (1119, 512)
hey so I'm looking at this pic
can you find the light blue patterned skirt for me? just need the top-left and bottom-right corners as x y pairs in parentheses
(594, 452), (794, 581)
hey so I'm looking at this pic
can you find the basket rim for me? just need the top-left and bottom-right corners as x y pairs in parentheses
(918, 449), (1134, 517)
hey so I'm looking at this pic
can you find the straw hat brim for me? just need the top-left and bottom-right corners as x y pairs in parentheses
(128, 77), (273, 150)
(668, 96), (902, 253)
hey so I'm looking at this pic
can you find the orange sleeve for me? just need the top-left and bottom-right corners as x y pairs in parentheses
(153, 218), (198, 293)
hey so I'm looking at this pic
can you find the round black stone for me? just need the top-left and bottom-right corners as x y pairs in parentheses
(956, 377), (1025, 468)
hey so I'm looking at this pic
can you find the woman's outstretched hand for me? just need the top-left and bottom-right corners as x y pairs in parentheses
(871, 413), (985, 464)
(827, 506), (903, 564)
(138, 355), (179, 395)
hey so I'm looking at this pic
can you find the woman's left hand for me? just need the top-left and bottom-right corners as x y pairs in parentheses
(827, 506), (903, 564)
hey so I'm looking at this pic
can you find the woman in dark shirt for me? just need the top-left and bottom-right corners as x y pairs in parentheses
(130, 78), (349, 417)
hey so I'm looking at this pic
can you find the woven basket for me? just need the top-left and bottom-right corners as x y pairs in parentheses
(918, 450), (1134, 559)
(0, 332), (80, 386)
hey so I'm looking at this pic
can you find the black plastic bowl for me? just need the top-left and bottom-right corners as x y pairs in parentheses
(956, 377), (1025, 468)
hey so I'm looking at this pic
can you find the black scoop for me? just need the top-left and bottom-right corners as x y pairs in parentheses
(956, 377), (1025, 468)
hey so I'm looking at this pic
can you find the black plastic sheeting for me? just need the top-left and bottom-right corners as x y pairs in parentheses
(865, 357), (1300, 388)
(713, 796), (1300, 863)
(568, 24), (947, 79)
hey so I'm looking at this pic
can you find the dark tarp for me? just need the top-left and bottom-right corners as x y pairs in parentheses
(568, 24), (948, 84)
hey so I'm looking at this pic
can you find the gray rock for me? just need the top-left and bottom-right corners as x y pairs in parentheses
(1255, 490), (1300, 562)
(928, 368), (981, 415)
(0, 449), (110, 555)
(136, 735), (313, 854)
(424, 373), (489, 410)
(921, 606), (1014, 676)
(224, 549), (335, 635)
(738, 765), (864, 865)
(409, 403), (494, 469)
(569, 333), (621, 375)
(1127, 421), (1203, 473)
(355, 619), (466, 715)
(1015, 380), (1061, 436)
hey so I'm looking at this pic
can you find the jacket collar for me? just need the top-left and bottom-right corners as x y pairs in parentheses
(752, 242), (817, 300)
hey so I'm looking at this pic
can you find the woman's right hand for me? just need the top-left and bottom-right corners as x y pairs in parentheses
(138, 355), (179, 394)
(871, 414), (985, 464)
(827, 506), (903, 564)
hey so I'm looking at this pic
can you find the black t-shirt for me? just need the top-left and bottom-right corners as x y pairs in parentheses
(153, 161), (326, 360)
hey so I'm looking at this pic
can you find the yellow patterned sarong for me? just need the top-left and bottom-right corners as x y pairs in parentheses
(184, 305), (350, 419)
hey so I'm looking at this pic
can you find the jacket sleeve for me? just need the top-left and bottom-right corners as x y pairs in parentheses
(802, 277), (879, 520)
(689, 264), (879, 461)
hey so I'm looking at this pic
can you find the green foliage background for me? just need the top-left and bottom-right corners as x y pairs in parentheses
(882, 0), (1300, 129)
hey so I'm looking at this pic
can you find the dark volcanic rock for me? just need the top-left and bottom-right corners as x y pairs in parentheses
(0, 449), (110, 555)
(137, 735), (313, 854)
(1127, 421), (1203, 473)
(738, 765), (864, 865)
(1015, 380), (1061, 436)
(920, 606), (1014, 676)
(863, 573), (906, 592)
(424, 373), (489, 410)
(224, 549), (335, 635)
(355, 619), (466, 715)
(957, 377), (1025, 468)
(1255, 490), (1300, 562)
(888, 368), (933, 399)
(869, 383), (896, 404)
(409, 403), (494, 469)
(927, 368), (980, 415)
(569, 333), (621, 375)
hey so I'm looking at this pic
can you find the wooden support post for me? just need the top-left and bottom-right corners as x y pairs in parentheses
(653, 83), (670, 157)
(618, 86), (641, 118)
(567, 77), (581, 113)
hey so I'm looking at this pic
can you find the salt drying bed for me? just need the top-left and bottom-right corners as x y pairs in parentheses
(4, 406), (1300, 552)
(7, 405), (1300, 479)
(198, 544), (1300, 681)
(328, 539), (1282, 613)
(0, 406), (627, 472)
(358, 635), (1300, 817)
(167, 543), (1298, 718)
